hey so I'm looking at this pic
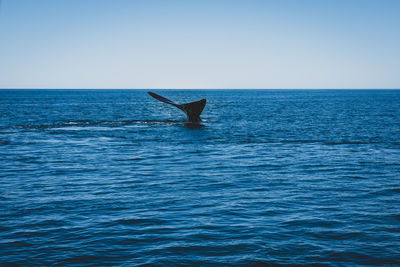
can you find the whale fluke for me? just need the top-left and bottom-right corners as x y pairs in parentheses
(148, 91), (206, 123)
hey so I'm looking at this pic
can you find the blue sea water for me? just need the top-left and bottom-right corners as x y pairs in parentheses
(0, 89), (399, 265)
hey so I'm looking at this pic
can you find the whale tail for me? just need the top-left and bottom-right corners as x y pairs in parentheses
(148, 91), (206, 123)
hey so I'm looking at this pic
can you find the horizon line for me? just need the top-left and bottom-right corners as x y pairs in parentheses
(1, 88), (400, 90)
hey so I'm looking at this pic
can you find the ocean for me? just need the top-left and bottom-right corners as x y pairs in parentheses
(0, 89), (399, 265)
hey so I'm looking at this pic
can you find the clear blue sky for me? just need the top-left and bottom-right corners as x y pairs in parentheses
(0, 0), (399, 89)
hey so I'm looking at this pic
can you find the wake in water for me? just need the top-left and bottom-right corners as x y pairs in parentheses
(9, 119), (209, 130)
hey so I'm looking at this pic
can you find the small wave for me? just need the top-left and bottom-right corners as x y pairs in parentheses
(325, 141), (379, 145)
(281, 139), (324, 144)
(387, 214), (400, 221)
(117, 218), (165, 225)
(279, 139), (381, 145)
(345, 175), (367, 179)
(10, 119), (189, 131)
(65, 120), (92, 125)
(0, 140), (10, 145)
(103, 217), (166, 228)
(311, 230), (362, 241)
(56, 255), (100, 265)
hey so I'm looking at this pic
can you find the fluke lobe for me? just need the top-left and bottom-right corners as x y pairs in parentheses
(147, 91), (206, 123)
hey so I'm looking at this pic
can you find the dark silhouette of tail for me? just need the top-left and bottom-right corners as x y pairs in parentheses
(148, 91), (206, 123)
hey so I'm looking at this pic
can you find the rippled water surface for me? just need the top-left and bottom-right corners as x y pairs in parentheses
(1, 89), (399, 265)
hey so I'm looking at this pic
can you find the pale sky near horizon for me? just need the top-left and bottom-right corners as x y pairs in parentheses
(0, 0), (399, 89)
